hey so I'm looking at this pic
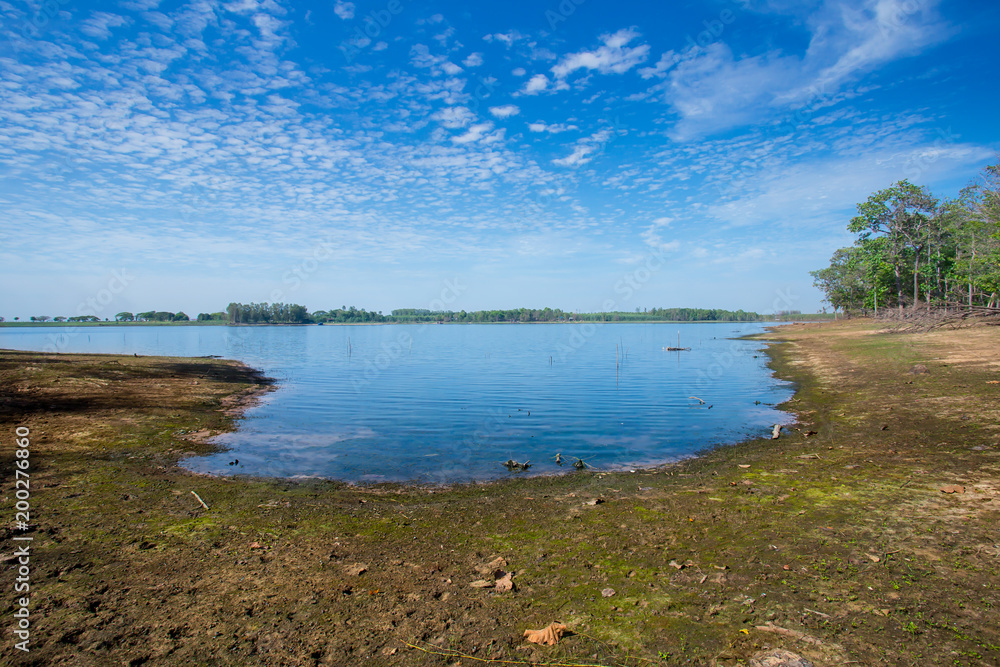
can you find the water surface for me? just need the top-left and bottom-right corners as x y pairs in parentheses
(1, 322), (794, 483)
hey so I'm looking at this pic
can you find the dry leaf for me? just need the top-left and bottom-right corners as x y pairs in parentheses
(940, 485), (965, 494)
(669, 559), (683, 569)
(584, 498), (604, 506)
(523, 622), (568, 646)
(986, 380), (998, 384)
(469, 579), (493, 588)
(495, 572), (515, 592)
(738, 464), (751, 469)
(249, 542), (263, 550)
(866, 553), (881, 563)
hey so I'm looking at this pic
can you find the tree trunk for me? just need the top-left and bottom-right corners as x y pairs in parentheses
(895, 265), (903, 312)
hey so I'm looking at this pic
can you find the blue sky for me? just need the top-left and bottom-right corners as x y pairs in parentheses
(1, 0), (998, 319)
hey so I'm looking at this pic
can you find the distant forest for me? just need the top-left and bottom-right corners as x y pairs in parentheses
(222, 302), (767, 324)
(812, 160), (999, 315)
(7, 305), (782, 326)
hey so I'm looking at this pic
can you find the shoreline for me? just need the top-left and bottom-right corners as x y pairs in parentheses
(2, 321), (998, 665)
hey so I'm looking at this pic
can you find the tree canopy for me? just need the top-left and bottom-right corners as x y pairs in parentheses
(813, 161), (1000, 315)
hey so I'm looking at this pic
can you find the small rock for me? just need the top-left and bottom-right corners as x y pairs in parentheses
(495, 572), (515, 593)
(475, 556), (508, 576)
(469, 580), (493, 588)
(749, 648), (814, 667)
(601, 587), (615, 597)
(940, 485), (965, 494)
(907, 364), (928, 375)
(584, 498), (604, 506)
(345, 563), (368, 576)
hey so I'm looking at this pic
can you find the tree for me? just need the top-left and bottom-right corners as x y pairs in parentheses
(848, 180), (938, 310)
(172, 312), (190, 322)
(115, 312), (135, 322)
(54, 316), (67, 322)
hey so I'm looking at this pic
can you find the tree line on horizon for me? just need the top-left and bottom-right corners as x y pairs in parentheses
(7, 304), (775, 327)
(811, 160), (1000, 315)
(223, 303), (766, 324)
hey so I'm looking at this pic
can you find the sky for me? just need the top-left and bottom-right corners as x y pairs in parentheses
(1, 0), (998, 320)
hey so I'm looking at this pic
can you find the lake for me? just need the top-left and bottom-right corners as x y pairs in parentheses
(0, 322), (795, 483)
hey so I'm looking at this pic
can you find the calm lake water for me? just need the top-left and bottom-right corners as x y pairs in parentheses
(1, 322), (795, 483)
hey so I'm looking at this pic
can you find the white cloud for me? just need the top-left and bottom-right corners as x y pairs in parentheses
(80, 12), (130, 40)
(432, 106), (475, 128)
(333, 1), (354, 20)
(410, 44), (463, 77)
(551, 28), (649, 79)
(483, 31), (525, 47)
(659, 0), (953, 140)
(528, 121), (577, 134)
(511, 67), (526, 77)
(451, 122), (495, 144)
(638, 51), (680, 79)
(552, 146), (595, 167)
(521, 74), (549, 95)
(489, 105), (519, 119)
(463, 52), (483, 67)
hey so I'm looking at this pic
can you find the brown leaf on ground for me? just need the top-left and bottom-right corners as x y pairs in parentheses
(495, 572), (515, 592)
(940, 485), (966, 494)
(469, 579), (493, 588)
(523, 622), (569, 646)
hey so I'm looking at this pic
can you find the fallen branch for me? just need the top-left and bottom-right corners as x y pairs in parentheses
(190, 491), (210, 510)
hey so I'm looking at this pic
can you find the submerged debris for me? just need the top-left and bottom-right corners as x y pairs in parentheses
(503, 459), (531, 472)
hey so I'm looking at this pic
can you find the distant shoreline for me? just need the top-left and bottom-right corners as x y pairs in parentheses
(0, 316), (833, 328)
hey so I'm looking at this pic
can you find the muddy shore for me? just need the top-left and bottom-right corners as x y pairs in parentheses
(1, 320), (998, 666)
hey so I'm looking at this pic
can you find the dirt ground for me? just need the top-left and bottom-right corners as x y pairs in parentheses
(1, 320), (998, 666)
